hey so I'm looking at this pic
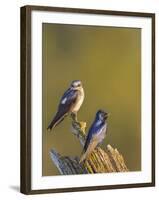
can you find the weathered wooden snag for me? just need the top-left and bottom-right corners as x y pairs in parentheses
(50, 118), (129, 175)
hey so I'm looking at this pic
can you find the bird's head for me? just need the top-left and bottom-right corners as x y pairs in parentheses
(96, 109), (109, 121)
(71, 80), (82, 90)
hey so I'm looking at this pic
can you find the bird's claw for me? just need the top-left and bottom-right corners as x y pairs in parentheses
(71, 112), (78, 122)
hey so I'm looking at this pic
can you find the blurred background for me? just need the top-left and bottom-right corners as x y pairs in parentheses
(42, 23), (141, 176)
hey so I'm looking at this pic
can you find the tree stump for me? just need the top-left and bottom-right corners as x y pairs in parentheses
(50, 118), (129, 175)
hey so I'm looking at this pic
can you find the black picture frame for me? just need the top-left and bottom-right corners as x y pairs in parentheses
(20, 5), (155, 194)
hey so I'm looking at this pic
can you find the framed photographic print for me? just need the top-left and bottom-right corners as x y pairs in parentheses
(20, 5), (155, 194)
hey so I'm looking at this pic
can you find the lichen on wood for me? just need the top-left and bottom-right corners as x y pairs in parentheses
(50, 116), (129, 175)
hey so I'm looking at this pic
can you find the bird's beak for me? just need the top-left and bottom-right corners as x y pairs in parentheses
(104, 112), (110, 119)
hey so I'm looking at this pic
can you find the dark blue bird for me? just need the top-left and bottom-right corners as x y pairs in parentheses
(80, 110), (109, 163)
(47, 80), (84, 131)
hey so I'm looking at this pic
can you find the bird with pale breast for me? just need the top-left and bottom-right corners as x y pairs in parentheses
(80, 110), (109, 163)
(47, 80), (84, 131)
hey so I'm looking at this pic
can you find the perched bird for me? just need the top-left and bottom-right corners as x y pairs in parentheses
(79, 110), (109, 163)
(47, 80), (84, 131)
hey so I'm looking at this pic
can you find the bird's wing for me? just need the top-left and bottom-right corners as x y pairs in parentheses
(83, 122), (106, 152)
(80, 124), (106, 163)
(58, 88), (79, 114)
(47, 88), (78, 130)
(80, 135), (100, 163)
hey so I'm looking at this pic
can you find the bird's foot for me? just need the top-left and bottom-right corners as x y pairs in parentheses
(71, 112), (78, 122)
(70, 113), (86, 130)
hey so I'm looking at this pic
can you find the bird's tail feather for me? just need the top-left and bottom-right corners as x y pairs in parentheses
(79, 148), (89, 163)
(79, 152), (87, 163)
(79, 140), (98, 163)
(47, 113), (65, 131)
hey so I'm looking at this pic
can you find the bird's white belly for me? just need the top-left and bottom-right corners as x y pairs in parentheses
(72, 90), (84, 112)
